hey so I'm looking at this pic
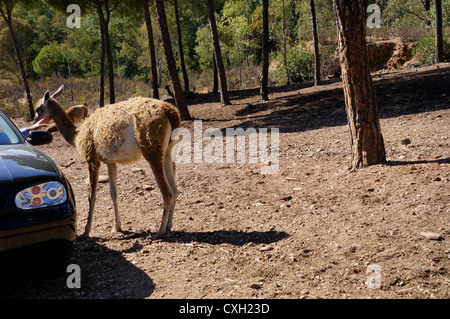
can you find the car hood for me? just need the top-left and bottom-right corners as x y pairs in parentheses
(0, 144), (61, 189)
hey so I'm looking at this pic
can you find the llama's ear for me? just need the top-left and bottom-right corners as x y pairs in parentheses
(44, 90), (50, 102)
(52, 85), (64, 99)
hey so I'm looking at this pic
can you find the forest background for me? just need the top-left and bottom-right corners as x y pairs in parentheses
(0, 0), (449, 118)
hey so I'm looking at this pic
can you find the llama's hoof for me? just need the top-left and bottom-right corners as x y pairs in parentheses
(113, 225), (122, 233)
(152, 232), (164, 240)
(78, 232), (90, 240)
(152, 230), (171, 240)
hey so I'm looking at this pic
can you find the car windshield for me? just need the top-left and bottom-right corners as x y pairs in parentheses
(0, 113), (21, 145)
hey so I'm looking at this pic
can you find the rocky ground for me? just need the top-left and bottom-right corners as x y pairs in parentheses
(1, 63), (449, 299)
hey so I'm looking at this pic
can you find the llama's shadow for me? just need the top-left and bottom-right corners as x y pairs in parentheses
(168, 229), (290, 246)
(112, 229), (289, 247)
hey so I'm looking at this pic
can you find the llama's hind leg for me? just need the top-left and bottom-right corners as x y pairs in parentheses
(164, 140), (178, 232)
(107, 162), (122, 232)
(146, 155), (174, 239)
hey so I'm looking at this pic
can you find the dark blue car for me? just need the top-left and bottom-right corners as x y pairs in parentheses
(0, 110), (76, 277)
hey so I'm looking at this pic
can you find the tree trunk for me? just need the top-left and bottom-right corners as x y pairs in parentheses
(0, 7), (34, 120)
(333, 0), (386, 170)
(103, 8), (115, 104)
(142, 0), (159, 99)
(281, 0), (287, 67)
(423, 0), (432, 25)
(154, 0), (191, 120)
(213, 51), (218, 93)
(260, 0), (269, 101)
(435, 0), (444, 63)
(96, 3), (106, 107)
(174, 0), (189, 91)
(310, 0), (321, 86)
(206, 0), (231, 106)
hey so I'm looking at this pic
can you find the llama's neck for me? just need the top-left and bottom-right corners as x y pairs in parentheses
(48, 99), (77, 146)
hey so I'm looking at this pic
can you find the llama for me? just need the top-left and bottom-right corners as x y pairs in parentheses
(45, 103), (89, 133)
(34, 85), (181, 238)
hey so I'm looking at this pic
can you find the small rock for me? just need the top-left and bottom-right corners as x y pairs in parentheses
(141, 246), (151, 254)
(400, 138), (411, 145)
(142, 184), (154, 191)
(98, 175), (109, 183)
(131, 167), (144, 173)
(259, 245), (273, 252)
(85, 175), (109, 184)
(420, 232), (443, 240)
(390, 228), (400, 236)
(63, 160), (76, 168)
(249, 282), (263, 289)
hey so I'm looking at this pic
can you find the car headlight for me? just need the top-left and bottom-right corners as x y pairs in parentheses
(15, 181), (67, 210)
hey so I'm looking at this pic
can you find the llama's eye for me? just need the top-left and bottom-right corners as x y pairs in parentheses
(36, 106), (43, 115)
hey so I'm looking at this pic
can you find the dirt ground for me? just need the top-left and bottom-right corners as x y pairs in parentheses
(1, 63), (449, 299)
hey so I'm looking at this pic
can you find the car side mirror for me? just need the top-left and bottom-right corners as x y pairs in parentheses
(27, 130), (53, 146)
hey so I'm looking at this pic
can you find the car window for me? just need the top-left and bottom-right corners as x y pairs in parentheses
(0, 115), (20, 145)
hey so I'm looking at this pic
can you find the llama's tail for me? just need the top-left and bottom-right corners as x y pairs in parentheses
(163, 102), (182, 133)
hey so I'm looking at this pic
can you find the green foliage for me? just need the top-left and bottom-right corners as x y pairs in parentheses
(195, 24), (214, 71)
(272, 43), (314, 84)
(32, 43), (60, 77)
(414, 32), (450, 64)
(0, 0), (448, 110)
(0, 17), (35, 81)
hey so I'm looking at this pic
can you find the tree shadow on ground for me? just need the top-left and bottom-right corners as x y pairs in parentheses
(383, 157), (450, 166)
(0, 238), (154, 299)
(196, 66), (449, 134)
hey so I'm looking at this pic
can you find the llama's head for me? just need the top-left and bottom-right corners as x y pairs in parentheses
(34, 85), (64, 124)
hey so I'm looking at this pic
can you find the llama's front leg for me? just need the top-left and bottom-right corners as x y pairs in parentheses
(107, 162), (122, 232)
(82, 162), (100, 237)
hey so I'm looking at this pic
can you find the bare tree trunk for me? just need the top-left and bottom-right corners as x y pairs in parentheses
(67, 50), (75, 102)
(435, 0), (444, 63)
(423, 0), (432, 25)
(310, 0), (321, 86)
(0, 6), (34, 120)
(142, 0), (159, 99)
(282, 0), (287, 67)
(213, 51), (218, 93)
(154, 0), (191, 120)
(173, 0), (189, 91)
(207, 0), (231, 106)
(96, 3), (106, 107)
(103, 8), (115, 104)
(422, 0), (431, 10)
(260, 0), (269, 101)
(333, 0), (386, 170)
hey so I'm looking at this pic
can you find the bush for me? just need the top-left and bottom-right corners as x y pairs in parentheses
(272, 44), (314, 85)
(414, 32), (450, 64)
